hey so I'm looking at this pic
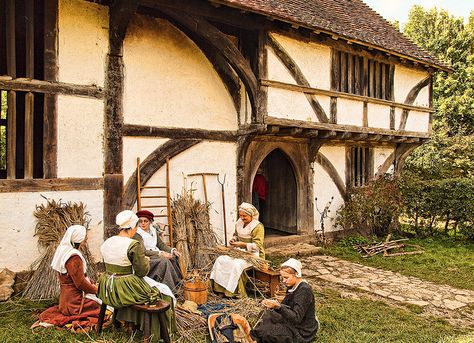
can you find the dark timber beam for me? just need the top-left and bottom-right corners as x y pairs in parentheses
(104, 0), (138, 238)
(157, 7), (259, 120)
(123, 124), (260, 140)
(267, 35), (329, 123)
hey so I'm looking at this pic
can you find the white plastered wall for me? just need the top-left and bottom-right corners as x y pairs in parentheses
(0, 191), (104, 271)
(374, 146), (395, 175)
(404, 110), (430, 132)
(394, 65), (430, 106)
(123, 137), (170, 184)
(58, 0), (108, 86)
(269, 33), (331, 89)
(313, 145), (346, 232)
(134, 142), (238, 245)
(57, 96), (104, 178)
(123, 15), (237, 130)
(266, 32), (331, 123)
(337, 98), (364, 126)
(367, 103), (391, 129)
(267, 88), (329, 121)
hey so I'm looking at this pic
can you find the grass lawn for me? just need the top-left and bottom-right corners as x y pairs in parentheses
(0, 289), (469, 343)
(323, 236), (474, 291)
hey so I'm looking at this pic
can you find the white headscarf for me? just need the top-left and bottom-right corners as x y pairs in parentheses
(51, 225), (87, 274)
(281, 258), (303, 277)
(238, 202), (259, 220)
(116, 210), (139, 229)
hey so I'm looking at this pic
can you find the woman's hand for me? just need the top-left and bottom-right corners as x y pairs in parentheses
(261, 299), (281, 309)
(230, 241), (247, 249)
(161, 251), (173, 259)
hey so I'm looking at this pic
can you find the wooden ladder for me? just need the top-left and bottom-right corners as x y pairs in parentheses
(136, 157), (174, 247)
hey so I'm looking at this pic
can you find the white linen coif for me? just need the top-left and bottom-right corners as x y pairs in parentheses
(50, 225), (87, 274)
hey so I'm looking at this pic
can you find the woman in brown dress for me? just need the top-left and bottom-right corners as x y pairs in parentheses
(37, 225), (101, 329)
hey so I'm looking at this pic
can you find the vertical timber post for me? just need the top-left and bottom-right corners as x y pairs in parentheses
(104, 0), (138, 238)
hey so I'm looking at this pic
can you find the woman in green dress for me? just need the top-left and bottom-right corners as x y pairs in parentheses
(210, 202), (265, 297)
(98, 210), (176, 342)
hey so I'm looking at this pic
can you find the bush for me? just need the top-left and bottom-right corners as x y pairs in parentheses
(336, 176), (403, 237)
(399, 172), (474, 240)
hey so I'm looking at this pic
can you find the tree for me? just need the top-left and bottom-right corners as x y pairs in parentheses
(400, 7), (474, 239)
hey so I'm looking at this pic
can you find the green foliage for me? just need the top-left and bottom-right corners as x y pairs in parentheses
(336, 234), (370, 248)
(399, 172), (474, 239)
(404, 7), (474, 136)
(336, 177), (403, 237)
(324, 236), (474, 291)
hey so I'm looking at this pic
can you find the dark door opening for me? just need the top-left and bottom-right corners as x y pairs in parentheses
(253, 149), (297, 236)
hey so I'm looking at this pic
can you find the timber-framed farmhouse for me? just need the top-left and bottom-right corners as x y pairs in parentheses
(0, 0), (448, 271)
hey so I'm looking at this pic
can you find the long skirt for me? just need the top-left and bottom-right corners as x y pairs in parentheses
(98, 273), (176, 343)
(148, 256), (181, 292)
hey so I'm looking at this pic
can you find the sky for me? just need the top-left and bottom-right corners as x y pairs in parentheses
(363, 0), (473, 24)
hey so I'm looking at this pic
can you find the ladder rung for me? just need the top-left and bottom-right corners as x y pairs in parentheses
(154, 214), (168, 217)
(141, 205), (167, 209)
(140, 196), (168, 199)
(141, 186), (167, 189)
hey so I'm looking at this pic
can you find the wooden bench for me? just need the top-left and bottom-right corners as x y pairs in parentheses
(251, 268), (281, 297)
(97, 300), (171, 343)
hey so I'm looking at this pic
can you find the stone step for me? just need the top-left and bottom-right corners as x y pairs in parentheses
(264, 234), (317, 248)
(266, 242), (323, 258)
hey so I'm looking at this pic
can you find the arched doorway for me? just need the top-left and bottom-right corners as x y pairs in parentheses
(254, 149), (297, 235)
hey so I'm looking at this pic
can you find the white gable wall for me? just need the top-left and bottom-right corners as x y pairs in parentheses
(123, 15), (237, 130)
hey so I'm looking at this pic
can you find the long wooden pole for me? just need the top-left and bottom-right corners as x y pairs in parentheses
(166, 158), (173, 247)
(136, 157), (141, 210)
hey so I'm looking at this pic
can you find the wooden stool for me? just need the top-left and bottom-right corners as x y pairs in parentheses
(252, 269), (281, 297)
(96, 300), (171, 343)
(132, 301), (171, 343)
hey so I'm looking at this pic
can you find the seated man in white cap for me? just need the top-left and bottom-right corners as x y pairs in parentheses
(251, 258), (319, 343)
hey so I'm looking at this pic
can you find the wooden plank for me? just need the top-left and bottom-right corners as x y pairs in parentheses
(348, 54), (354, 94)
(330, 49), (341, 91)
(381, 62), (386, 100)
(24, 92), (34, 178)
(363, 57), (369, 96)
(362, 101), (368, 127)
(103, 174), (124, 238)
(6, 91), (16, 179)
(43, 0), (59, 179)
(0, 177), (104, 192)
(0, 78), (104, 98)
(256, 29), (268, 123)
(399, 76), (431, 130)
(345, 146), (352, 189)
(265, 116), (430, 138)
(330, 96), (337, 124)
(368, 60), (374, 97)
(361, 147), (366, 185)
(389, 64), (395, 101)
(340, 51), (348, 93)
(354, 55), (361, 95)
(6, 0), (15, 77)
(26, 0), (34, 78)
(389, 106), (395, 130)
(123, 124), (260, 140)
(261, 79), (435, 113)
(376, 62), (382, 99)
(166, 158), (173, 247)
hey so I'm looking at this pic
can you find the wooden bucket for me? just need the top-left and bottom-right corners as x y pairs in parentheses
(183, 279), (208, 305)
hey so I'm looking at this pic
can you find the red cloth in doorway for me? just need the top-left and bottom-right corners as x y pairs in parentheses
(252, 174), (267, 200)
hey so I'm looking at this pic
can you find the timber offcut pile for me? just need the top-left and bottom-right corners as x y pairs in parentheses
(353, 235), (424, 257)
(23, 198), (96, 299)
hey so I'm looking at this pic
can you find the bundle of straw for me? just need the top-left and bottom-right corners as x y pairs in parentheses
(202, 246), (270, 272)
(22, 198), (96, 299)
(172, 188), (221, 275)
